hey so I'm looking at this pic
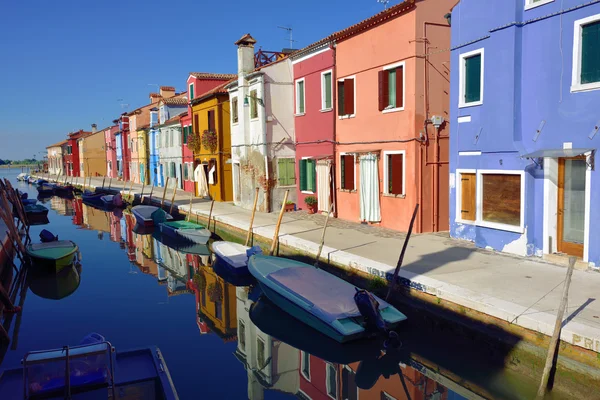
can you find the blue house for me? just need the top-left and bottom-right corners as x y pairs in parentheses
(449, 0), (600, 266)
(148, 108), (161, 187)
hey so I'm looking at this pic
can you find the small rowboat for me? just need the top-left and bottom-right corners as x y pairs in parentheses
(100, 193), (124, 208)
(159, 220), (211, 244)
(210, 241), (261, 286)
(81, 191), (104, 204)
(248, 255), (407, 343)
(36, 184), (54, 197)
(24, 204), (49, 219)
(16, 173), (27, 181)
(132, 205), (173, 227)
(52, 184), (74, 197)
(25, 240), (79, 272)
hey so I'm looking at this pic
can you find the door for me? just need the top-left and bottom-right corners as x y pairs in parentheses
(557, 157), (586, 258)
(359, 154), (381, 222)
(316, 160), (331, 213)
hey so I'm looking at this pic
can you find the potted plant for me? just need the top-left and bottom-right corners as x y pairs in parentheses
(305, 196), (318, 214)
(284, 200), (295, 212)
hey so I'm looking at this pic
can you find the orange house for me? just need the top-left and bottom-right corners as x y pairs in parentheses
(335, 0), (452, 233)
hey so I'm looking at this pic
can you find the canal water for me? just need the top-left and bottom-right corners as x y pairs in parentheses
(0, 169), (580, 399)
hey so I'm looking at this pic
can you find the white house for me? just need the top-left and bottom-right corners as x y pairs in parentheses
(226, 34), (296, 212)
(46, 141), (66, 176)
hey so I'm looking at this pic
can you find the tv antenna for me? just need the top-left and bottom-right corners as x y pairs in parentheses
(377, 0), (390, 9)
(117, 98), (129, 111)
(277, 26), (297, 49)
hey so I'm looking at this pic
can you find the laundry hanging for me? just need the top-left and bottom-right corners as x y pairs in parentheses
(359, 154), (381, 222)
(194, 164), (209, 197)
(208, 164), (216, 185)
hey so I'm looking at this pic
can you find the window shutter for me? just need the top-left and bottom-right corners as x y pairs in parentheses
(337, 81), (345, 116)
(344, 79), (354, 115)
(208, 110), (215, 131)
(581, 21), (600, 84)
(389, 154), (403, 195)
(396, 66), (404, 108)
(308, 159), (316, 192)
(299, 159), (307, 191)
(343, 156), (354, 190)
(278, 158), (286, 185)
(464, 55), (481, 103)
(378, 70), (388, 111)
(460, 173), (476, 221)
(324, 73), (332, 109)
(194, 114), (199, 134)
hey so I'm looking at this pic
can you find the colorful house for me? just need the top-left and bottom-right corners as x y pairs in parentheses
(46, 140), (67, 176)
(334, 0), (453, 233)
(156, 94), (188, 189)
(136, 125), (149, 184)
(227, 35), (296, 212)
(290, 40), (335, 213)
(180, 112), (194, 193)
(190, 82), (234, 201)
(149, 108), (162, 186)
(115, 115), (128, 179)
(105, 123), (119, 178)
(80, 125), (107, 177)
(449, 0), (600, 265)
(64, 129), (91, 177)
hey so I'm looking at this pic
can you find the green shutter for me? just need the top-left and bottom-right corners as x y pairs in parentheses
(307, 160), (316, 192)
(278, 158), (286, 185)
(464, 54), (482, 103)
(581, 21), (600, 84)
(286, 158), (296, 186)
(190, 84), (194, 100)
(324, 73), (332, 109)
(299, 159), (307, 191)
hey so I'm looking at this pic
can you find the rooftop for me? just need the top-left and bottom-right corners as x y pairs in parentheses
(189, 72), (237, 80)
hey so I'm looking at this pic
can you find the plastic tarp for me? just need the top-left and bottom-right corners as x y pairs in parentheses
(267, 266), (389, 324)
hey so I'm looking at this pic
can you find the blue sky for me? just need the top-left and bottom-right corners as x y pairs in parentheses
(0, 0), (398, 160)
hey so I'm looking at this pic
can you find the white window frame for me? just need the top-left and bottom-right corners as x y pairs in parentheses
(381, 61), (406, 114)
(571, 13), (600, 93)
(300, 351), (311, 381)
(339, 152), (357, 192)
(524, 0), (553, 10)
(301, 156), (315, 194)
(456, 169), (525, 233)
(337, 75), (356, 119)
(325, 363), (338, 400)
(382, 150), (406, 196)
(381, 392), (397, 400)
(321, 70), (333, 112)
(295, 78), (306, 116)
(231, 96), (239, 125)
(458, 48), (484, 108)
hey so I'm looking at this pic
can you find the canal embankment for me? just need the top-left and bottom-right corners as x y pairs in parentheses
(38, 176), (600, 369)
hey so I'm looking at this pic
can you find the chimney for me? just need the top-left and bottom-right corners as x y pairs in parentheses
(235, 34), (257, 77)
(160, 86), (176, 98)
(91, 124), (97, 133)
(149, 93), (162, 103)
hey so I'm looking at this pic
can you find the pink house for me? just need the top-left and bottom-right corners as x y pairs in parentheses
(105, 123), (118, 178)
(334, 0), (452, 233)
(291, 43), (335, 213)
(180, 112), (194, 193)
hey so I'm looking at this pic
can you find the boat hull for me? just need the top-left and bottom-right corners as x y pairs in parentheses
(26, 241), (78, 273)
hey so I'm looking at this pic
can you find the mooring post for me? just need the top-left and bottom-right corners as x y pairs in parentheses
(169, 179), (178, 214)
(101, 176), (106, 189)
(161, 178), (170, 207)
(207, 200), (215, 231)
(386, 204), (420, 301)
(314, 203), (334, 268)
(148, 185), (154, 205)
(140, 183), (145, 204)
(187, 191), (194, 222)
(269, 190), (289, 256)
(108, 177), (112, 190)
(245, 187), (260, 246)
(536, 256), (576, 399)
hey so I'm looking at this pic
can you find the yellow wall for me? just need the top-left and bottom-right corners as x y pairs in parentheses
(137, 129), (149, 183)
(191, 94), (233, 202)
(197, 266), (237, 335)
(81, 131), (107, 177)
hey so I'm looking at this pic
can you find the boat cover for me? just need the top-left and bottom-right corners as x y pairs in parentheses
(267, 266), (390, 324)
(212, 242), (250, 268)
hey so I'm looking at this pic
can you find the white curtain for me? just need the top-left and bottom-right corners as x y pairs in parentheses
(194, 164), (209, 197)
(359, 154), (381, 222)
(316, 160), (331, 213)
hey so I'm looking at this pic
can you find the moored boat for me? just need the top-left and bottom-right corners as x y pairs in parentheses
(100, 193), (124, 208)
(26, 240), (79, 272)
(36, 184), (54, 197)
(16, 173), (27, 181)
(153, 231), (210, 256)
(0, 334), (179, 399)
(24, 204), (49, 219)
(159, 220), (211, 244)
(81, 190), (104, 204)
(132, 205), (173, 227)
(52, 183), (74, 196)
(248, 254), (407, 343)
(210, 241), (261, 285)
(22, 198), (36, 206)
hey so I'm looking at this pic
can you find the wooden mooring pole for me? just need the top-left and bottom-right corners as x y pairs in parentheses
(108, 177), (112, 190)
(207, 200), (215, 231)
(314, 203), (334, 268)
(269, 190), (289, 256)
(160, 178), (170, 207)
(101, 176), (106, 189)
(386, 203), (419, 301)
(245, 188), (260, 246)
(187, 191), (194, 222)
(169, 179), (178, 214)
(536, 256), (576, 399)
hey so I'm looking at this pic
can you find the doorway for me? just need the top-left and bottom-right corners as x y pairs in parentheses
(557, 157), (586, 258)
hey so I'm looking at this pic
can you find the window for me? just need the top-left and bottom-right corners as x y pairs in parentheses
(194, 114), (199, 134)
(208, 110), (215, 131)
(383, 151), (405, 195)
(232, 97), (239, 123)
(238, 320), (246, 352)
(341, 366), (358, 400)
(277, 158), (296, 186)
(295, 78), (305, 115)
(326, 363), (338, 400)
(170, 162), (176, 179)
(215, 301), (222, 320)
(379, 62), (404, 112)
(321, 70), (333, 110)
(459, 48), (484, 107)
(300, 351), (310, 381)
(250, 89), (258, 119)
(183, 162), (189, 180)
(340, 154), (355, 191)
(183, 126), (188, 144)
(256, 338), (266, 370)
(525, 0), (554, 10)
(572, 14), (600, 92)
(299, 158), (316, 192)
(337, 77), (355, 116)
(456, 169), (525, 233)
(189, 83), (194, 100)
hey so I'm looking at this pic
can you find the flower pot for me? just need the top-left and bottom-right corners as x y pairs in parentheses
(284, 203), (295, 212)
(307, 204), (318, 214)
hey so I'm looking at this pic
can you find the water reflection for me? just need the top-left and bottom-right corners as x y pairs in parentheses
(28, 263), (81, 300)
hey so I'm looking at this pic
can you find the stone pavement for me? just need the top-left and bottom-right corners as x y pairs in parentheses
(43, 174), (600, 353)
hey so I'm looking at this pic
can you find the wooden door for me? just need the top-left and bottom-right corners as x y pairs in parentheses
(557, 157), (586, 258)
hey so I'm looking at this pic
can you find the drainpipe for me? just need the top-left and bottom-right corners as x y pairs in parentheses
(331, 41), (338, 218)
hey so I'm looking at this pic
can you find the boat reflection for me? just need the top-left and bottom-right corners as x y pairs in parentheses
(28, 263), (81, 300)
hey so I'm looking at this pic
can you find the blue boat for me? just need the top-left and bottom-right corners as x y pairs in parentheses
(22, 198), (37, 206)
(210, 241), (261, 286)
(81, 191), (104, 204)
(36, 184), (54, 197)
(247, 255), (407, 343)
(24, 204), (49, 219)
(0, 334), (179, 399)
(132, 205), (173, 227)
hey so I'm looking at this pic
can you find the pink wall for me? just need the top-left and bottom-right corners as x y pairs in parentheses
(293, 48), (335, 210)
(106, 126), (118, 178)
(180, 113), (194, 193)
(299, 354), (331, 400)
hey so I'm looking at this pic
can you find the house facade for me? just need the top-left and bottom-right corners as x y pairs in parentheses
(46, 140), (67, 176)
(157, 95), (188, 189)
(334, 0), (453, 233)
(227, 35), (296, 213)
(64, 129), (90, 177)
(190, 82), (234, 202)
(148, 108), (162, 187)
(157, 117), (184, 189)
(105, 124), (118, 178)
(449, 0), (600, 266)
(180, 112), (194, 193)
(291, 43), (336, 213)
(80, 126), (107, 177)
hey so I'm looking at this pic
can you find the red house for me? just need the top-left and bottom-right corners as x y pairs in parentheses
(290, 43), (336, 213)
(64, 129), (90, 177)
(118, 114), (131, 181)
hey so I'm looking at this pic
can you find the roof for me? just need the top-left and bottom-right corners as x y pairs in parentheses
(235, 33), (257, 46)
(161, 96), (189, 106)
(160, 86), (175, 91)
(46, 140), (68, 149)
(191, 79), (235, 105)
(189, 72), (237, 80)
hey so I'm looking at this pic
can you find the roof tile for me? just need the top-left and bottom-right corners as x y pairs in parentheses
(189, 72), (237, 80)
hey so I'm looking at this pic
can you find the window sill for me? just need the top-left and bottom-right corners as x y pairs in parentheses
(320, 108), (333, 113)
(338, 114), (356, 120)
(250, 117), (260, 122)
(295, 112), (306, 117)
(232, 122), (239, 126)
(339, 189), (356, 193)
(301, 191), (315, 194)
(382, 106), (405, 114)
(458, 100), (483, 109)
(278, 185), (296, 188)
(571, 82), (600, 93)
(456, 219), (524, 233)
(524, 0), (553, 10)
(382, 193), (406, 199)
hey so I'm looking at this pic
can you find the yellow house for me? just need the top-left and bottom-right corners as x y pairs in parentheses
(195, 265), (237, 342)
(137, 127), (149, 184)
(190, 82), (234, 202)
(80, 128), (107, 177)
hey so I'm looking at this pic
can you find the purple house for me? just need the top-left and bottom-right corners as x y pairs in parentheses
(449, 0), (600, 266)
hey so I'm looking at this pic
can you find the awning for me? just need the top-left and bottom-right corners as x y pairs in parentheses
(520, 148), (594, 159)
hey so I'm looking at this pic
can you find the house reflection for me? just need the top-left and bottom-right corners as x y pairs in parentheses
(82, 203), (111, 237)
(50, 196), (75, 216)
(72, 198), (83, 226)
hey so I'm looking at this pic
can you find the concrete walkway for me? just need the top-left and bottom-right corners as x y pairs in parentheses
(44, 175), (600, 353)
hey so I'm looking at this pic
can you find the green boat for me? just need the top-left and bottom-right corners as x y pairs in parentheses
(26, 241), (79, 272)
